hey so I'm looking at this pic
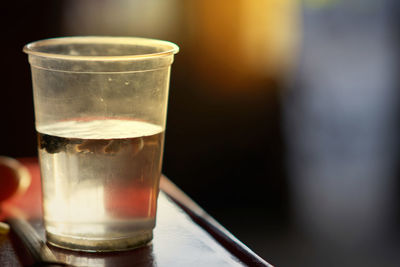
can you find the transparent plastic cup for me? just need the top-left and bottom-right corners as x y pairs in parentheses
(23, 36), (179, 252)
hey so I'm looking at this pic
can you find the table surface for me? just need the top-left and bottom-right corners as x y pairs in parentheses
(0, 158), (271, 267)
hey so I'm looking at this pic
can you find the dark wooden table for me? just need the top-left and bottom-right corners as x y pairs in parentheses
(0, 158), (271, 266)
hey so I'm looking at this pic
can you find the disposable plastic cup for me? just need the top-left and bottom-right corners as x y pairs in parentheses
(23, 36), (179, 251)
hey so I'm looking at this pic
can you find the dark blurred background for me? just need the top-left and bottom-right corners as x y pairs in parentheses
(2, 0), (400, 266)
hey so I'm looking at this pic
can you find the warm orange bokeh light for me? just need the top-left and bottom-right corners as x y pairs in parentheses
(185, 0), (300, 92)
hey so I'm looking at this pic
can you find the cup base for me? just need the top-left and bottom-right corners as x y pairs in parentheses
(46, 230), (153, 252)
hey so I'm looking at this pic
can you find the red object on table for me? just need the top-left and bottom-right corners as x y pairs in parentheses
(0, 163), (19, 202)
(0, 158), (42, 221)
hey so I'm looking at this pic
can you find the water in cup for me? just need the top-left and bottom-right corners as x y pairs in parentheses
(37, 119), (164, 251)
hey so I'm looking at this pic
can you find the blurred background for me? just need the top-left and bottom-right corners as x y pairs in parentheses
(2, 0), (400, 266)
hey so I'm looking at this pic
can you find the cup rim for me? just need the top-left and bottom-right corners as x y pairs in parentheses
(23, 36), (179, 61)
